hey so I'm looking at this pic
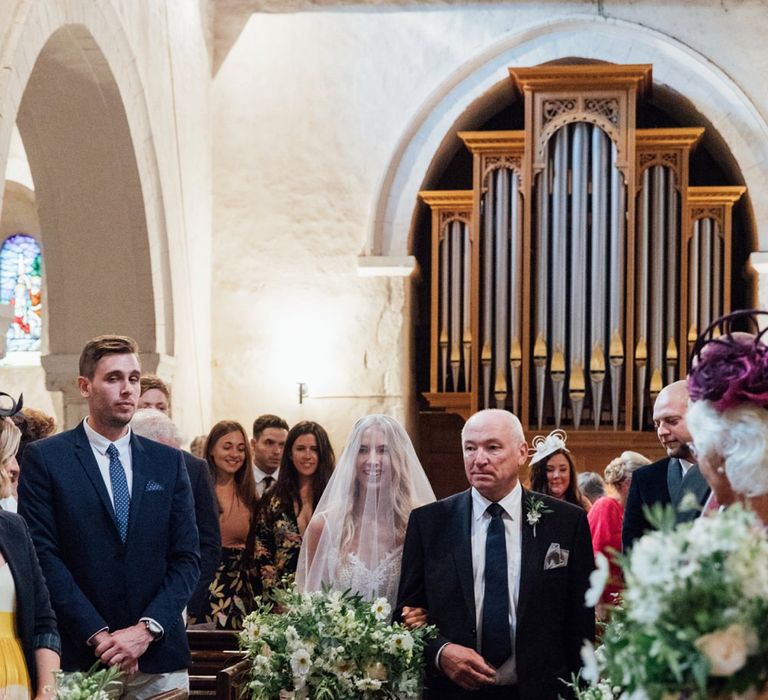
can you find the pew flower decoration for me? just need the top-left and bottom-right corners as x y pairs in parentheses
(239, 587), (436, 700)
(52, 663), (121, 700)
(525, 494), (552, 537)
(574, 505), (768, 700)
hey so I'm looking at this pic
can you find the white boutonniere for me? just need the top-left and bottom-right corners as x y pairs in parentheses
(525, 494), (553, 537)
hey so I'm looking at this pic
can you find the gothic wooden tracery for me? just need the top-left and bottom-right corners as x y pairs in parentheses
(420, 63), (746, 443)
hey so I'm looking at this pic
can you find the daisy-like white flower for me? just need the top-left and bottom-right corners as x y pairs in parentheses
(355, 677), (382, 691)
(290, 647), (312, 677)
(371, 597), (391, 621)
(387, 632), (414, 654)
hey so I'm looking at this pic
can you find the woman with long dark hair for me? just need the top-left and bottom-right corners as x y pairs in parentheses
(529, 429), (591, 510)
(252, 421), (334, 598)
(197, 420), (257, 629)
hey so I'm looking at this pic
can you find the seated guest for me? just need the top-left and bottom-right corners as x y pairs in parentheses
(529, 429), (591, 510)
(202, 421), (258, 629)
(578, 471), (606, 505)
(0, 411), (61, 700)
(250, 414), (289, 497)
(587, 451), (651, 619)
(137, 374), (170, 415)
(252, 421), (334, 598)
(129, 409), (221, 626)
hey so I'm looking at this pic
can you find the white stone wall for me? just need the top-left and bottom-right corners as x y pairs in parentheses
(211, 1), (768, 450)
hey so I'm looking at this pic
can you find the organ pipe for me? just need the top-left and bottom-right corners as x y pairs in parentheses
(450, 221), (462, 390)
(608, 143), (625, 431)
(550, 127), (568, 428)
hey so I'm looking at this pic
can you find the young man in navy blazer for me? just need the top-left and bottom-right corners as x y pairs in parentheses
(397, 409), (594, 700)
(19, 335), (200, 699)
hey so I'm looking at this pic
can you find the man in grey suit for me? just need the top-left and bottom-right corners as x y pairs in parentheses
(622, 380), (710, 551)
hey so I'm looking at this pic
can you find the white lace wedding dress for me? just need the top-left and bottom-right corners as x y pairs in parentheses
(332, 545), (403, 609)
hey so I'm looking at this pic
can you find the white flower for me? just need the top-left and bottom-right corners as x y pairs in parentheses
(387, 631), (415, 654)
(619, 689), (650, 700)
(371, 597), (391, 621)
(580, 640), (599, 684)
(290, 647), (312, 677)
(585, 552), (610, 607)
(355, 678), (383, 691)
(285, 625), (300, 647)
(695, 623), (753, 676)
(527, 511), (541, 525)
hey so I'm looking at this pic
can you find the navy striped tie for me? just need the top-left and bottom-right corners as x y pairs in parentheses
(107, 443), (130, 542)
(482, 502), (512, 667)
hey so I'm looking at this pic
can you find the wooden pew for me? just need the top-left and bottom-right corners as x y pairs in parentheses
(188, 630), (244, 697)
(146, 689), (188, 700)
(216, 659), (251, 700)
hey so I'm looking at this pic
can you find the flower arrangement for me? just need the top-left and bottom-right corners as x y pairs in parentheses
(577, 505), (768, 700)
(239, 587), (436, 699)
(52, 663), (121, 700)
(525, 494), (552, 537)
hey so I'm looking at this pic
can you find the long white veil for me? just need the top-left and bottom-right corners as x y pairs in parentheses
(296, 414), (435, 608)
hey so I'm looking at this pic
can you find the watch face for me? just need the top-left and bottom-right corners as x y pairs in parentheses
(144, 620), (162, 636)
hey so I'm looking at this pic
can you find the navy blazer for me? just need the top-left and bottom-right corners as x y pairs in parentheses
(622, 457), (710, 551)
(0, 510), (60, 690)
(396, 488), (594, 700)
(182, 450), (221, 619)
(18, 423), (200, 673)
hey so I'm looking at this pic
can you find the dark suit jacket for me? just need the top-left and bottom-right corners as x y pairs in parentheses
(0, 510), (60, 690)
(18, 423), (200, 673)
(621, 457), (710, 551)
(182, 450), (221, 619)
(396, 488), (594, 700)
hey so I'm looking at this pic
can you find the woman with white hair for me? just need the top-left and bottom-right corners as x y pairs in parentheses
(296, 414), (435, 613)
(686, 310), (768, 523)
(587, 450), (651, 617)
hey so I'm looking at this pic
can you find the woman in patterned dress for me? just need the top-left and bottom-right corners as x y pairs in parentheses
(252, 421), (335, 599)
(198, 420), (258, 629)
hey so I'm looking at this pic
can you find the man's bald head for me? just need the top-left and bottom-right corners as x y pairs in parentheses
(653, 380), (694, 461)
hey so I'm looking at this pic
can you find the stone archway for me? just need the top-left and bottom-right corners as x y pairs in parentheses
(0, 4), (174, 426)
(368, 16), (767, 262)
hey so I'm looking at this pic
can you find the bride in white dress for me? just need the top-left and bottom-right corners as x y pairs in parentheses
(296, 414), (435, 611)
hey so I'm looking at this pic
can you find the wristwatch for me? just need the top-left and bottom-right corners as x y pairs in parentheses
(142, 618), (163, 640)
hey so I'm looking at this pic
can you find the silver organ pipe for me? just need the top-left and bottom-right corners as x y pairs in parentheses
(590, 127), (608, 429)
(712, 220), (722, 322)
(608, 143), (625, 430)
(665, 172), (679, 385)
(493, 168), (510, 407)
(439, 232), (449, 391)
(450, 221), (462, 390)
(550, 127), (568, 428)
(462, 223), (472, 390)
(509, 172), (523, 415)
(569, 124), (588, 428)
(649, 165), (665, 401)
(534, 168), (549, 428)
(481, 178), (494, 407)
(700, 218), (713, 333)
(689, 220), (700, 349)
(635, 168), (650, 429)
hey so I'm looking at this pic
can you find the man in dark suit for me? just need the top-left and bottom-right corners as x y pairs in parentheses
(19, 335), (200, 698)
(622, 380), (710, 551)
(397, 409), (594, 700)
(129, 407), (221, 623)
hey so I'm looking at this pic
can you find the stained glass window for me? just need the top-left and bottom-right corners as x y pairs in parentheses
(0, 234), (42, 352)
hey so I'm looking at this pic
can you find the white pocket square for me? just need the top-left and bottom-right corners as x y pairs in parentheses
(145, 480), (164, 492)
(543, 543), (569, 570)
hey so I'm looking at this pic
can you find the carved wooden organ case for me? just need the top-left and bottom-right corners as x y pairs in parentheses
(421, 64), (745, 435)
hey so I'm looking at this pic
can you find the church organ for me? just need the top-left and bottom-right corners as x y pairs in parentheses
(420, 64), (746, 439)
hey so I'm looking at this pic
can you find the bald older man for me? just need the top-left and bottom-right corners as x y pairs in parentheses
(621, 380), (711, 551)
(397, 409), (594, 700)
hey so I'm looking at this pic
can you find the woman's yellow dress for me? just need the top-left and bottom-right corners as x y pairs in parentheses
(0, 562), (32, 700)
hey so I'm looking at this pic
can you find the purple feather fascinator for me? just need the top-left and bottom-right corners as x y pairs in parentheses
(688, 310), (768, 412)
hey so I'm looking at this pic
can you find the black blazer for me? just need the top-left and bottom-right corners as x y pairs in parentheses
(182, 451), (221, 619)
(19, 423), (200, 673)
(622, 457), (711, 551)
(0, 511), (60, 690)
(397, 488), (594, 700)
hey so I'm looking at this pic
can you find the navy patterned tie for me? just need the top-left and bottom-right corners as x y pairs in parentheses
(482, 502), (512, 667)
(107, 443), (130, 542)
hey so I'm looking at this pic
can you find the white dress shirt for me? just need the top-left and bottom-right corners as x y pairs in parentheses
(253, 465), (279, 497)
(679, 458), (694, 477)
(470, 484), (521, 685)
(83, 417), (134, 503)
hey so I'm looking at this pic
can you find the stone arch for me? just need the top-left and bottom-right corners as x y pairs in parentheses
(0, 2), (173, 424)
(369, 16), (768, 261)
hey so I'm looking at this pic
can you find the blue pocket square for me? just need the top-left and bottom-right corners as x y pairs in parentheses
(145, 480), (164, 492)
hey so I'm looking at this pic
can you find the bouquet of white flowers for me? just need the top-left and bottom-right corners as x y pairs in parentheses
(578, 504), (768, 700)
(239, 587), (436, 700)
(52, 663), (121, 700)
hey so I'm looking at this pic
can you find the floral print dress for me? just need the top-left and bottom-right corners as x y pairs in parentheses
(253, 494), (303, 598)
